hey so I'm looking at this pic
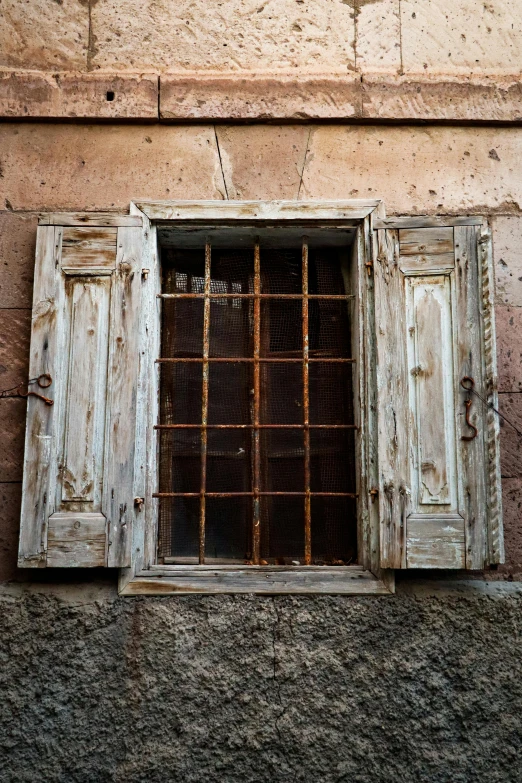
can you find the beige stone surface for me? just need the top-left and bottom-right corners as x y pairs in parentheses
(0, 483), (21, 582)
(91, 0), (355, 72)
(0, 72), (159, 119)
(499, 394), (522, 478)
(160, 73), (522, 123)
(0, 213), (36, 308)
(301, 125), (522, 214)
(0, 0), (89, 70)
(2, 71), (522, 122)
(361, 75), (522, 122)
(216, 126), (310, 200)
(160, 74), (361, 121)
(401, 0), (522, 75)
(493, 217), (522, 306)
(356, 0), (401, 73)
(0, 125), (226, 210)
(0, 398), (25, 482)
(496, 307), (522, 393)
(0, 310), (30, 393)
(3, 123), (522, 214)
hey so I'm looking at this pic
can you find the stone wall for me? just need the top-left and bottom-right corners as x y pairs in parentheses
(2, 4), (522, 779)
(2, 0), (522, 75)
(1, 121), (521, 583)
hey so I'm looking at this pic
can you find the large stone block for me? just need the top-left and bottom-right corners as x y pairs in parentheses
(301, 125), (522, 214)
(0, 72), (159, 120)
(361, 75), (522, 122)
(91, 0), (355, 72)
(0, 124), (226, 210)
(0, 398), (26, 483)
(401, 0), (522, 75)
(0, 0), (88, 70)
(0, 482), (21, 582)
(160, 74), (361, 121)
(499, 393), (522, 479)
(356, 0), (401, 73)
(496, 307), (522, 393)
(0, 309), (31, 392)
(216, 126), (310, 200)
(0, 212), (36, 309)
(499, 477), (522, 578)
(492, 216), (522, 307)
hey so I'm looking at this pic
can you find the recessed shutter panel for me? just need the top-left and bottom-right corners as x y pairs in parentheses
(18, 215), (144, 568)
(374, 222), (503, 569)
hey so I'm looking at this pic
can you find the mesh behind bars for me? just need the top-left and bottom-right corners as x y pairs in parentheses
(158, 244), (357, 565)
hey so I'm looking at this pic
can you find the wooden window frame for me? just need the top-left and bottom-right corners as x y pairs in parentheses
(115, 201), (492, 595)
(117, 199), (388, 594)
(20, 202), (497, 592)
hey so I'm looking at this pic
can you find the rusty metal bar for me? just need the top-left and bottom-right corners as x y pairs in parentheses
(157, 357), (356, 363)
(252, 239), (261, 565)
(302, 239), (312, 565)
(158, 293), (355, 300)
(199, 241), (212, 564)
(154, 492), (358, 498)
(155, 423), (358, 430)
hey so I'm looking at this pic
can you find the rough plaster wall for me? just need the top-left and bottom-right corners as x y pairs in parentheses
(2, 0), (522, 75)
(0, 583), (521, 783)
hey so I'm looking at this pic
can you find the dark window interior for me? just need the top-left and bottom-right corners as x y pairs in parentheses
(157, 230), (358, 566)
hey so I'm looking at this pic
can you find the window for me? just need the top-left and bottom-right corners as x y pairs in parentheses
(18, 202), (503, 594)
(157, 232), (357, 567)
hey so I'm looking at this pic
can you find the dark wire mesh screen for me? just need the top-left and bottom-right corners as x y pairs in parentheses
(157, 243), (357, 565)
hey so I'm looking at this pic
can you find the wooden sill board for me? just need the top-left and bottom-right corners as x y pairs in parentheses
(121, 565), (393, 595)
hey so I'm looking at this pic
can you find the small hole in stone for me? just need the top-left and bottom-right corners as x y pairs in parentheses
(106, 91), (115, 101)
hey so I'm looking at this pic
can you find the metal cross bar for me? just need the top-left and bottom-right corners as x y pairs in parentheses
(302, 239), (312, 565)
(199, 241), (212, 564)
(154, 492), (358, 498)
(155, 424), (358, 430)
(156, 357), (356, 363)
(252, 240), (261, 565)
(158, 293), (355, 300)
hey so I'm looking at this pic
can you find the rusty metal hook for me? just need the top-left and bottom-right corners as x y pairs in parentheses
(19, 374), (54, 406)
(19, 390), (54, 405)
(461, 376), (478, 441)
(0, 374), (53, 405)
(462, 398), (478, 441)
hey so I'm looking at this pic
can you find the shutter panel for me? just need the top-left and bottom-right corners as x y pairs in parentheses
(18, 215), (144, 567)
(374, 222), (503, 569)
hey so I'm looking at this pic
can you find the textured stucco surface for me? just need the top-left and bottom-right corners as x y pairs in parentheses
(0, 583), (521, 783)
(91, 0), (356, 73)
(0, 0), (89, 70)
(3, 0), (522, 76)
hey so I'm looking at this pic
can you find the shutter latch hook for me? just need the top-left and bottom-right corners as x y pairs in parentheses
(1, 373), (54, 406)
(460, 376), (478, 441)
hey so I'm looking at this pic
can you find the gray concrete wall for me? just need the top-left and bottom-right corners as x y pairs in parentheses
(1, 580), (521, 783)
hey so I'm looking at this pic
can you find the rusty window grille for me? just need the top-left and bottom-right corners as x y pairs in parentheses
(154, 237), (358, 566)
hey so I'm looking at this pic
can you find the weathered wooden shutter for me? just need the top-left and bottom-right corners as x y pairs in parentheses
(374, 222), (503, 569)
(18, 214), (145, 568)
